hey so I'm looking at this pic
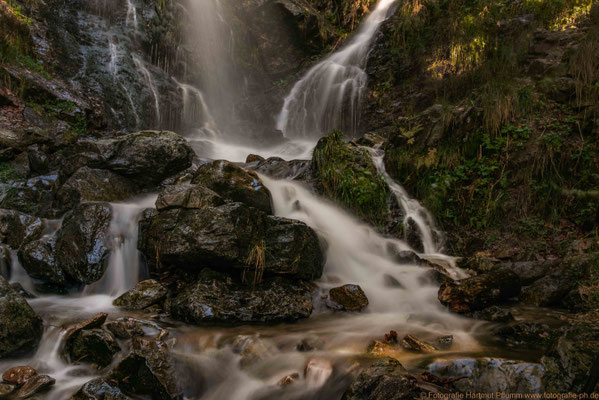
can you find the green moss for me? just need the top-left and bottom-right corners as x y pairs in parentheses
(313, 131), (389, 225)
(0, 162), (15, 182)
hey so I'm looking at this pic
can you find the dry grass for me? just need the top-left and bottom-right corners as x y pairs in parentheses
(243, 241), (265, 286)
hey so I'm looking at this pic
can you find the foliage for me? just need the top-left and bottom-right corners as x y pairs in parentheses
(0, 162), (15, 182)
(313, 130), (389, 225)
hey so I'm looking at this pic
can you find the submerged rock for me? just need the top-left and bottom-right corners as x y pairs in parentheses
(167, 270), (314, 325)
(192, 160), (272, 214)
(327, 284), (369, 311)
(139, 202), (323, 280)
(113, 279), (167, 310)
(438, 269), (521, 313)
(66, 329), (120, 368)
(0, 276), (42, 358)
(400, 335), (436, 353)
(428, 358), (544, 396)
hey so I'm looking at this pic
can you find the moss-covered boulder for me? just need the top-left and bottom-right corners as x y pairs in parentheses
(0, 276), (43, 358)
(113, 279), (167, 310)
(313, 131), (388, 225)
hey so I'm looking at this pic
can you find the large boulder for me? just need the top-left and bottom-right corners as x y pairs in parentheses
(19, 202), (113, 288)
(0, 174), (58, 217)
(438, 269), (521, 313)
(0, 209), (44, 249)
(80, 131), (194, 185)
(139, 202), (323, 280)
(155, 184), (224, 211)
(191, 160), (272, 214)
(167, 269), (314, 325)
(55, 167), (138, 211)
(0, 276), (43, 357)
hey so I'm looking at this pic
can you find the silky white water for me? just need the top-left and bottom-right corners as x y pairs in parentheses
(277, 0), (397, 139)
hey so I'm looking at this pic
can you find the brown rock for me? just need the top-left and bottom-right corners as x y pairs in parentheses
(246, 154), (265, 163)
(2, 366), (36, 386)
(14, 374), (55, 398)
(64, 312), (108, 340)
(328, 284), (369, 311)
(400, 335), (436, 353)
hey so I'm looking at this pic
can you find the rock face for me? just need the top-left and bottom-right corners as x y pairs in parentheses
(139, 202), (323, 280)
(438, 269), (521, 313)
(342, 357), (422, 400)
(0, 276), (43, 357)
(0, 209), (44, 249)
(55, 167), (138, 211)
(66, 328), (120, 368)
(191, 160), (273, 214)
(19, 202), (112, 288)
(113, 279), (168, 310)
(167, 270), (314, 325)
(327, 284), (369, 311)
(428, 358), (544, 396)
(83, 131), (194, 185)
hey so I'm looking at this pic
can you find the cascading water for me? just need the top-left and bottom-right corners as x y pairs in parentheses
(277, 0), (398, 139)
(133, 55), (162, 126)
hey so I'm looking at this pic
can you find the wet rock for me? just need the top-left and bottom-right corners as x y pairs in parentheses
(0, 209), (44, 249)
(471, 305), (515, 322)
(278, 373), (300, 386)
(327, 284), (369, 311)
(18, 236), (65, 288)
(113, 279), (167, 310)
(305, 358), (333, 386)
(67, 329), (120, 368)
(167, 270), (313, 325)
(14, 374), (55, 398)
(9, 283), (34, 299)
(368, 341), (402, 360)
(438, 269), (521, 313)
(0, 383), (16, 398)
(54, 202), (112, 285)
(64, 312), (108, 341)
(541, 322), (599, 393)
(55, 167), (138, 211)
(0, 276), (42, 357)
(296, 336), (324, 352)
(0, 175), (57, 217)
(84, 131), (194, 185)
(2, 366), (36, 385)
(139, 202), (323, 280)
(191, 160), (272, 214)
(250, 157), (313, 181)
(105, 318), (155, 339)
(427, 358), (544, 396)
(70, 378), (132, 400)
(110, 339), (179, 400)
(155, 184), (224, 211)
(493, 321), (555, 350)
(245, 154), (265, 163)
(436, 335), (454, 350)
(342, 357), (421, 400)
(400, 335), (436, 353)
(230, 335), (278, 366)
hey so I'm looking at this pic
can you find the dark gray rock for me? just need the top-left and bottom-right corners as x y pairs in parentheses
(13, 374), (55, 398)
(0, 209), (44, 249)
(155, 184), (224, 211)
(55, 167), (138, 211)
(113, 279), (167, 310)
(167, 270), (314, 325)
(0, 276), (42, 358)
(471, 306), (515, 322)
(64, 312), (108, 341)
(192, 160), (272, 214)
(66, 328), (120, 368)
(106, 318), (161, 339)
(70, 378), (133, 400)
(0, 174), (58, 217)
(18, 236), (66, 288)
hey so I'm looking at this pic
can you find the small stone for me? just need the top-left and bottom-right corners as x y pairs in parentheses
(2, 366), (37, 385)
(368, 340), (402, 360)
(156, 329), (169, 341)
(436, 335), (454, 350)
(327, 284), (369, 311)
(0, 383), (16, 397)
(278, 373), (299, 386)
(400, 335), (436, 353)
(14, 374), (55, 398)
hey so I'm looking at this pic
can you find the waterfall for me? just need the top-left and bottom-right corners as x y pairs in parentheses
(107, 38), (141, 128)
(277, 0), (397, 139)
(133, 55), (162, 126)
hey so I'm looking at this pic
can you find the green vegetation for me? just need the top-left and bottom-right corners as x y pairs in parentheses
(0, 162), (16, 182)
(313, 130), (389, 225)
